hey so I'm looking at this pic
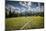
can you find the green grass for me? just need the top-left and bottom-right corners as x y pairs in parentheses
(5, 16), (44, 30)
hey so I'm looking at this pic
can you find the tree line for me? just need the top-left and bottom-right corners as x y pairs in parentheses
(5, 8), (44, 18)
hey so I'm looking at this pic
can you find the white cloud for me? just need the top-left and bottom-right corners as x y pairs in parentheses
(19, 1), (31, 7)
(6, 4), (21, 13)
(6, 2), (44, 13)
(19, 1), (27, 7)
(20, 7), (26, 12)
(19, 1), (32, 12)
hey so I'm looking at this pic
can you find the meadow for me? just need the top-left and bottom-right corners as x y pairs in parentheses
(5, 16), (44, 30)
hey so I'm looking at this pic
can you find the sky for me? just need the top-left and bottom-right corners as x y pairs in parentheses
(5, 1), (44, 13)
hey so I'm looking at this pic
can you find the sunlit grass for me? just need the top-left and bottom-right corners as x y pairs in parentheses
(5, 16), (44, 30)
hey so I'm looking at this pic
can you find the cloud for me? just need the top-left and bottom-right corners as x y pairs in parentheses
(19, 1), (32, 12)
(6, 4), (21, 13)
(20, 7), (26, 12)
(19, 1), (27, 7)
(19, 1), (31, 7)
(6, 1), (44, 13)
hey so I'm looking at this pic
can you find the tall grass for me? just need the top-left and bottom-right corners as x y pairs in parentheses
(5, 16), (44, 31)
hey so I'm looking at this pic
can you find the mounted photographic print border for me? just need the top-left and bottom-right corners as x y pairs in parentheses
(0, 0), (46, 31)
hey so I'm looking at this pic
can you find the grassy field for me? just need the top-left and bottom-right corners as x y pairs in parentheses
(5, 16), (44, 30)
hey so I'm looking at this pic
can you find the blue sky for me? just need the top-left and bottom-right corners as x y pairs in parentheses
(5, 1), (44, 13)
